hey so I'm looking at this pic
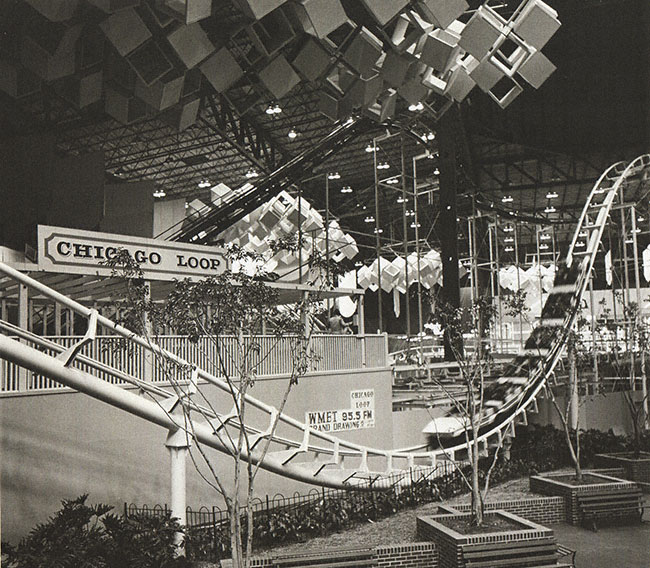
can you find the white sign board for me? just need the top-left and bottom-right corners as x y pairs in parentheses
(37, 225), (228, 281)
(306, 389), (375, 433)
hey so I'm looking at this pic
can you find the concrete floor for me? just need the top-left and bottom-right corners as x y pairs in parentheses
(553, 519), (650, 568)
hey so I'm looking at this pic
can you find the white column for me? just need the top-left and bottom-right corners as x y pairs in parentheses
(165, 428), (190, 556)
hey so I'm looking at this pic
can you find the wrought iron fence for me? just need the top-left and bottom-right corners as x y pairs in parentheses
(124, 460), (465, 561)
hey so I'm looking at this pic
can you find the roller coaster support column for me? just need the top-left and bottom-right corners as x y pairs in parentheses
(436, 107), (462, 360)
(165, 428), (189, 556)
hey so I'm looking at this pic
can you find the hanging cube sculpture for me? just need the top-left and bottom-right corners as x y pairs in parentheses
(419, 28), (461, 73)
(258, 54), (300, 99)
(517, 49), (556, 89)
(512, 0), (560, 50)
(414, 0), (468, 30)
(458, 5), (507, 60)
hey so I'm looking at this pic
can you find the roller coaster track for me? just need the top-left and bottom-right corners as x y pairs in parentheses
(0, 155), (649, 491)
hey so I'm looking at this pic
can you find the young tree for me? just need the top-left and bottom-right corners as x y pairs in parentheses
(105, 244), (324, 568)
(427, 295), (500, 527)
(601, 298), (649, 456)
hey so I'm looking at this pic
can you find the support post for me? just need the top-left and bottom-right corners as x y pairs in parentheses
(436, 108), (462, 360)
(18, 283), (28, 391)
(166, 428), (190, 556)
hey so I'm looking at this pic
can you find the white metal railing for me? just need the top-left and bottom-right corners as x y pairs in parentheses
(0, 333), (387, 394)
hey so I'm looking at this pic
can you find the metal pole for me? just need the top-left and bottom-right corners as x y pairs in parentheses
(413, 156), (424, 362)
(298, 185), (303, 284)
(401, 132), (411, 340)
(373, 137), (383, 332)
(166, 431), (188, 556)
(631, 207), (649, 422)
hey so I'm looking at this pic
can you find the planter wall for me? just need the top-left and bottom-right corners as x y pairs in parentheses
(596, 453), (650, 490)
(417, 511), (555, 568)
(447, 497), (566, 525)
(223, 543), (439, 568)
(530, 471), (638, 524)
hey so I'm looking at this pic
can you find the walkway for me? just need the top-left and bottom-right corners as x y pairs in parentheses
(553, 515), (650, 568)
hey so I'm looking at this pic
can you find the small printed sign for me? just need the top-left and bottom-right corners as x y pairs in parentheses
(37, 225), (228, 281)
(306, 389), (375, 433)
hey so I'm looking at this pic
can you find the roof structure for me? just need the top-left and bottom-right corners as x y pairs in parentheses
(0, 0), (648, 264)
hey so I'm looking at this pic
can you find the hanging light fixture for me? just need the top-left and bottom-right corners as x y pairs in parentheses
(504, 236), (514, 243)
(504, 246), (514, 252)
(245, 169), (258, 179)
(540, 233), (551, 240)
(408, 102), (424, 112)
(365, 143), (376, 153)
(340, 185), (352, 193)
(287, 128), (297, 139)
(546, 191), (559, 199)
(502, 195), (514, 203)
(544, 205), (556, 213)
(153, 189), (166, 198)
(385, 177), (399, 184)
(504, 225), (514, 232)
(539, 243), (549, 250)
(410, 222), (421, 229)
(198, 179), (211, 188)
(374, 227), (383, 234)
(433, 167), (440, 175)
(327, 171), (341, 180)
(575, 241), (586, 248)
(426, 132), (435, 140)
(377, 162), (390, 170)
(397, 196), (407, 204)
(364, 215), (375, 223)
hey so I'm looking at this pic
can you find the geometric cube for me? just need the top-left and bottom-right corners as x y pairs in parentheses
(489, 32), (533, 77)
(397, 76), (430, 105)
(318, 90), (339, 120)
(420, 28), (461, 72)
(380, 49), (413, 88)
(105, 86), (148, 124)
(100, 8), (151, 57)
(444, 65), (475, 101)
(359, 0), (409, 27)
(458, 5), (506, 60)
(135, 70), (185, 110)
(517, 49), (555, 89)
(488, 75), (523, 108)
(511, 0), (560, 50)
(292, 38), (331, 83)
(58, 69), (103, 108)
(292, 0), (349, 39)
(414, 0), (468, 29)
(157, 0), (212, 25)
(248, 7), (296, 58)
(167, 22), (215, 68)
(164, 95), (200, 131)
(126, 39), (174, 86)
(23, 0), (79, 22)
(233, 0), (286, 20)
(200, 47), (243, 93)
(0, 60), (41, 98)
(20, 35), (77, 81)
(469, 55), (503, 92)
(258, 54), (301, 99)
(343, 28), (383, 78)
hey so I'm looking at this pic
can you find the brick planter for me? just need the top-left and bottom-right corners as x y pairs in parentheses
(530, 471), (639, 524)
(596, 452), (650, 491)
(416, 510), (554, 568)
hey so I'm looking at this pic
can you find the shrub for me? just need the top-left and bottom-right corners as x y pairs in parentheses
(2, 495), (189, 568)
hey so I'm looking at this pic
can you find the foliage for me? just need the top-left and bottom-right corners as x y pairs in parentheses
(102, 244), (324, 568)
(2, 495), (188, 568)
